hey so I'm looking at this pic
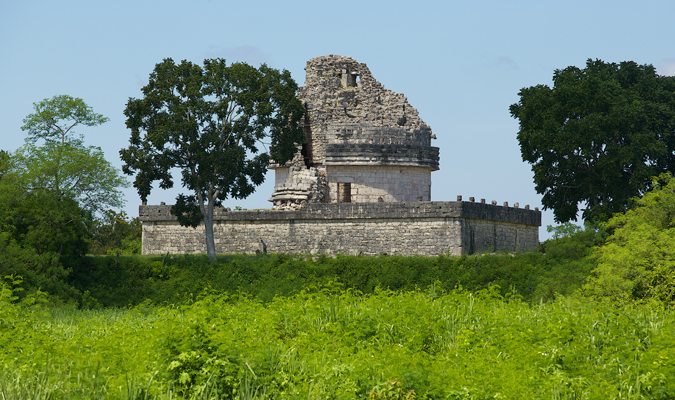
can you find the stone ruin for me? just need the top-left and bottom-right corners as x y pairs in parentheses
(140, 55), (542, 256)
(269, 55), (440, 210)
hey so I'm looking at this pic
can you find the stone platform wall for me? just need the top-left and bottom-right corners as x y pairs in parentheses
(140, 201), (540, 256)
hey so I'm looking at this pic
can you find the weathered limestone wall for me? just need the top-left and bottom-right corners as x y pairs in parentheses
(274, 167), (289, 186)
(459, 218), (541, 255)
(324, 165), (431, 203)
(143, 218), (465, 256)
(141, 201), (540, 256)
(297, 55), (434, 165)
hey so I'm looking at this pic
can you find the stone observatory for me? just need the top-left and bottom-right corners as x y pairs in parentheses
(139, 55), (541, 257)
(269, 55), (440, 210)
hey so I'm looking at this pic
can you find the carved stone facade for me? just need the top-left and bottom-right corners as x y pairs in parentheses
(269, 55), (439, 210)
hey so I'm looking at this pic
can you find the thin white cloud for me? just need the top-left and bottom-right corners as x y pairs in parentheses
(204, 45), (272, 66)
(484, 55), (519, 71)
(656, 58), (675, 76)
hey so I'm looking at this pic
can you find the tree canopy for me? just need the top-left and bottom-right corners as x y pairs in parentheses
(22, 95), (110, 145)
(121, 58), (305, 261)
(1, 95), (129, 268)
(510, 59), (675, 223)
(3, 95), (128, 213)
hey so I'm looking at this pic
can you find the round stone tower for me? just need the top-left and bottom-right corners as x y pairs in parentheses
(269, 55), (440, 209)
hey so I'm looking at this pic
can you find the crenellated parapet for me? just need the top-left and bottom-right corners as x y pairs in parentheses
(140, 201), (541, 256)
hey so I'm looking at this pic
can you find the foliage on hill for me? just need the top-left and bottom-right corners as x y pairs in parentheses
(585, 173), (675, 303)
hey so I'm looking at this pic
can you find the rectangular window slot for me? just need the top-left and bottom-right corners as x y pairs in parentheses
(338, 182), (351, 203)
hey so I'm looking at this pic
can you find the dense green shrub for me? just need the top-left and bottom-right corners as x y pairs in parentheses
(0, 191), (92, 261)
(0, 233), (81, 303)
(585, 173), (675, 303)
(89, 210), (142, 255)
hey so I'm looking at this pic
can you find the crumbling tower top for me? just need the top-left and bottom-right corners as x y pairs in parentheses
(296, 55), (438, 168)
(269, 55), (439, 209)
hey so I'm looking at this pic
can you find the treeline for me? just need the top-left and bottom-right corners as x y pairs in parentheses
(0, 95), (141, 304)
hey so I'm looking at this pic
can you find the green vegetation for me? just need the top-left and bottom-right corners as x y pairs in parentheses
(89, 210), (142, 256)
(121, 58), (305, 261)
(3, 180), (675, 399)
(12, 95), (128, 213)
(68, 243), (597, 308)
(511, 59), (675, 223)
(0, 95), (131, 305)
(2, 84), (675, 398)
(2, 278), (675, 399)
(586, 173), (675, 303)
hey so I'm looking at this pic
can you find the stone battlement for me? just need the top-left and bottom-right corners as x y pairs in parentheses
(140, 201), (539, 225)
(140, 201), (540, 256)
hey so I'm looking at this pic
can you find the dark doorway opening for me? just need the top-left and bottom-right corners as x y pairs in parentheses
(338, 182), (351, 203)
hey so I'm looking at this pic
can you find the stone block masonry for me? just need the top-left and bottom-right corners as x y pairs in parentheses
(268, 55), (439, 210)
(139, 55), (539, 257)
(140, 201), (541, 256)
(325, 165), (431, 203)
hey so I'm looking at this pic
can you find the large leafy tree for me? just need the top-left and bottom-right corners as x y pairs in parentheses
(510, 59), (675, 223)
(5, 95), (128, 213)
(121, 58), (305, 261)
(1, 95), (129, 261)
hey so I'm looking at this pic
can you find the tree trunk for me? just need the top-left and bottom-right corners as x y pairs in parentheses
(204, 202), (217, 262)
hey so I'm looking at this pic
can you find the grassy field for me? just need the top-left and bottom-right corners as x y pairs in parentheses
(2, 279), (674, 399)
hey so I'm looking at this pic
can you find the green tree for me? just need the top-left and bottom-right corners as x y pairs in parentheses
(510, 59), (675, 223)
(0, 95), (130, 276)
(121, 58), (305, 261)
(89, 210), (142, 255)
(8, 141), (128, 212)
(0, 150), (9, 180)
(3, 95), (128, 213)
(0, 190), (91, 260)
(21, 94), (109, 145)
(585, 173), (675, 303)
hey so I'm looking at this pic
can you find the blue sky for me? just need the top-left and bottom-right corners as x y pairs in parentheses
(2, 0), (674, 240)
